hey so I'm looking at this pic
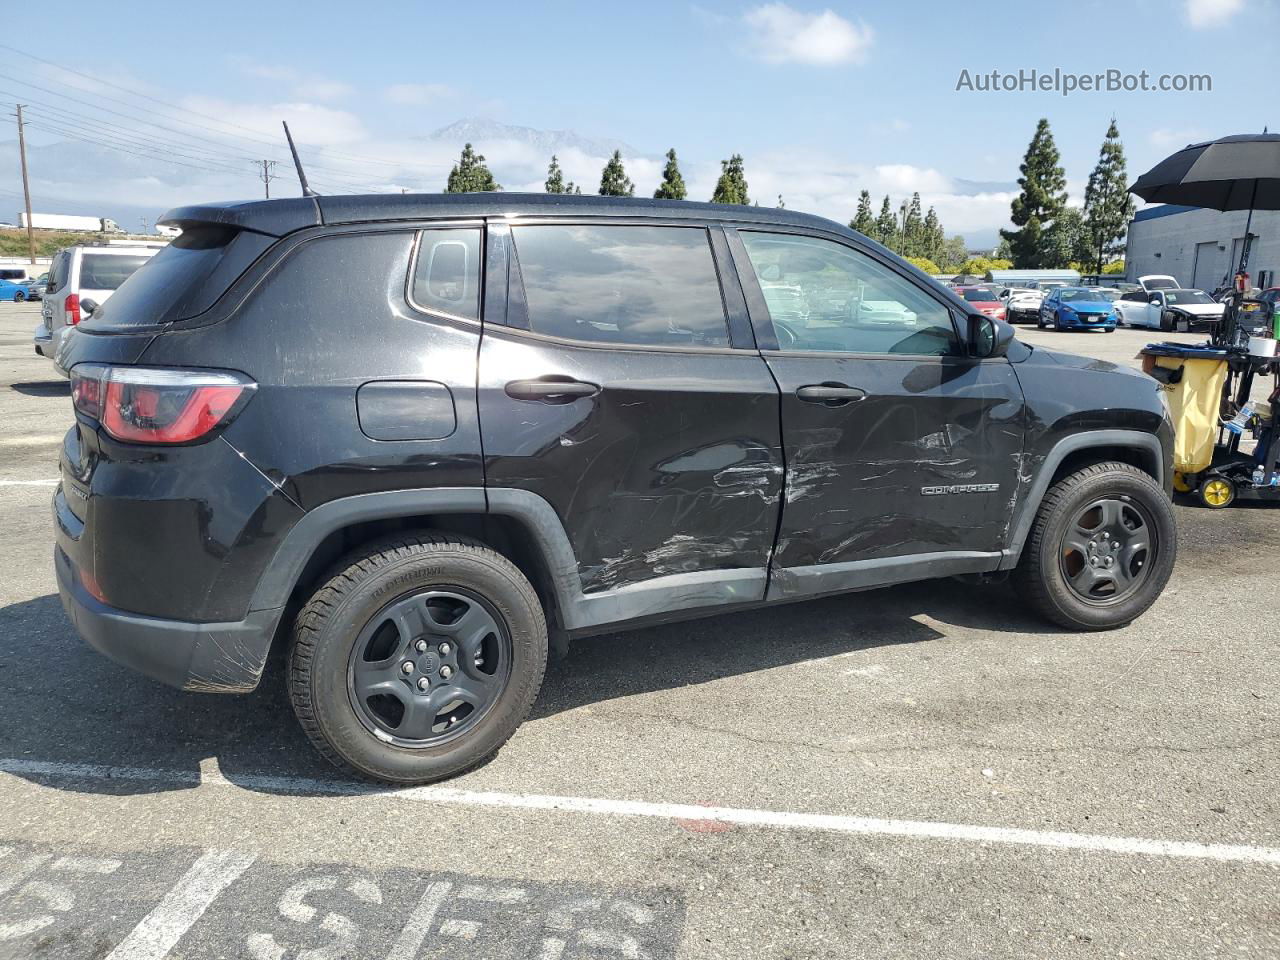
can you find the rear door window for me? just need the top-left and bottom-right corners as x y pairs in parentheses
(410, 228), (482, 321)
(509, 224), (729, 348)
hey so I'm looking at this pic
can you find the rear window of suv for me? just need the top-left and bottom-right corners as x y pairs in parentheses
(89, 226), (276, 326)
(509, 224), (729, 348)
(79, 254), (152, 290)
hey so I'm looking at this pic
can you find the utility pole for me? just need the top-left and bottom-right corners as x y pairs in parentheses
(14, 104), (36, 264)
(253, 159), (279, 199)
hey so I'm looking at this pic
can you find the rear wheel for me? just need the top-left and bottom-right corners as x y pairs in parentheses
(13, 291), (24, 302)
(288, 533), (548, 784)
(1014, 462), (1176, 630)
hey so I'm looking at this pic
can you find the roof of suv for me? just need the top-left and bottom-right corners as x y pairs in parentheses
(158, 192), (858, 240)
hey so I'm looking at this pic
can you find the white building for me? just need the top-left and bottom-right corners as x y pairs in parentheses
(1124, 205), (1279, 292)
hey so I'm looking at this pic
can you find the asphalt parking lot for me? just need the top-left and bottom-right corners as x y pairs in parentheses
(1, 300), (1277, 959)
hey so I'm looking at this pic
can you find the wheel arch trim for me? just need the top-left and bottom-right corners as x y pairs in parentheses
(998, 430), (1166, 570)
(250, 486), (767, 632)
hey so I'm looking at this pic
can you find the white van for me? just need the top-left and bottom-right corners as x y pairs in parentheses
(33, 244), (159, 372)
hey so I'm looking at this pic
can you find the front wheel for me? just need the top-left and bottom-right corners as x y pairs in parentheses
(1054, 311), (1064, 331)
(13, 292), (24, 302)
(1013, 462), (1177, 630)
(288, 533), (548, 784)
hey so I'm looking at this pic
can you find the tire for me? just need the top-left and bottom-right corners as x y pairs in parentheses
(1013, 462), (1177, 630)
(13, 292), (24, 302)
(288, 533), (548, 785)
(1160, 311), (1172, 332)
(1036, 312), (1045, 329)
(1054, 311), (1064, 332)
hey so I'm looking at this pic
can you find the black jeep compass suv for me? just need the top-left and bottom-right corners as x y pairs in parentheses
(53, 193), (1177, 784)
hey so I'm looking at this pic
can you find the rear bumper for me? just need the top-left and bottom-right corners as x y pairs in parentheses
(32, 323), (51, 358)
(54, 491), (284, 693)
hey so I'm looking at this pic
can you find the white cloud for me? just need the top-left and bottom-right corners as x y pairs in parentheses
(384, 83), (455, 105)
(236, 61), (352, 101)
(743, 4), (873, 65)
(1185, 0), (1245, 28)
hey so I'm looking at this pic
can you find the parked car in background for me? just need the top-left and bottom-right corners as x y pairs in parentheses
(0, 279), (32, 302)
(1114, 287), (1225, 331)
(956, 285), (1006, 320)
(34, 244), (160, 371)
(25, 273), (49, 301)
(1003, 286), (1045, 324)
(1137, 274), (1179, 293)
(52, 192), (1177, 785)
(1037, 287), (1117, 332)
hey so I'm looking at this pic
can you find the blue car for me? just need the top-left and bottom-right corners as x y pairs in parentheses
(1037, 286), (1117, 332)
(0, 278), (32, 302)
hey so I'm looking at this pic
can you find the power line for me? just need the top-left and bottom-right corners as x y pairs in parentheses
(0, 57), (452, 173)
(24, 115), (254, 175)
(0, 72), (392, 186)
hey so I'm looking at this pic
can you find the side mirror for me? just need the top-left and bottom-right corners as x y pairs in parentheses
(80, 298), (99, 318)
(969, 314), (1014, 359)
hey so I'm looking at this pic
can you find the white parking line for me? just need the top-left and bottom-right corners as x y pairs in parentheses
(0, 436), (65, 447)
(0, 479), (59, 486)
(5, 757), (1280, 867)
(104, 848), (257, 960)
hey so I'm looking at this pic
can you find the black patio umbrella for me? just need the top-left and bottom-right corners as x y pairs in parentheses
(1130, 132), (1280, 344)
(1130, 132), (1280, 211)
(1130, 132), (1280, 276)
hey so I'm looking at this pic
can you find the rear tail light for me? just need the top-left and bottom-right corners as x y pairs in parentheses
(70, 365), (255, 444)
(64, 293), (80, 325)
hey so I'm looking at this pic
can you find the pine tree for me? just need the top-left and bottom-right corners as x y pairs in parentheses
(1000, 119), (1068, 267)
(1083, 119), (1136, 274)
(599, 150), (635, 197)
(850, 190), (875, 236)
(776, 194), (785, 208)
(941, 235), (968, 270)
(874, 196), (897, 247)
(545, 155), (566, 194)
(711, 154), (750, 204)
(922, 206), (944, 263)
(653, 148), (687, 200)
(1044, 207), (1092, 267)
(903, 192), (924, 257)
(445, 143), (500, 193)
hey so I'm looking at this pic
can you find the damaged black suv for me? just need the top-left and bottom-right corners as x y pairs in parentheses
(53, 194), (1177, 784)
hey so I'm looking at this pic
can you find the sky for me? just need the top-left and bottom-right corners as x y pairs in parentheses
(0, 0), (1275, 246)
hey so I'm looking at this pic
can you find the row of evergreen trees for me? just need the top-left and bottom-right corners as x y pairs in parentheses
(443, 117), (1136, 275)
(1000, 118), (1134, 274)
(446, 144), (759, 204)
(848, 191), (961, 267)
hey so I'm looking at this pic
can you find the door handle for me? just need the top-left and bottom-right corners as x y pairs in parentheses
(796, 383), (866, 405)
(504, 378), (600, 403)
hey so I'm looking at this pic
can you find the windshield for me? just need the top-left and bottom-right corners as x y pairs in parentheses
(1060, 289), (1105, 302)
(1164, 289), (1214, 305)
(79, 254), (152, 291)
(961, 288), (996, 302)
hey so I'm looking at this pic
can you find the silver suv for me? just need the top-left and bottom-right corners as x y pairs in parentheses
(34, 244), (160, 373)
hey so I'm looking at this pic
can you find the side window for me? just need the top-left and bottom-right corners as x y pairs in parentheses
(411, 227), (481, 321)
(47, 252), (68, 294)
(740, 232), (959, 356)
(509, 224), (729, 348)
(1121, 290), (1144, 302)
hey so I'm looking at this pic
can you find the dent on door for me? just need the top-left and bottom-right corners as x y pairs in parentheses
(478, 331), (784, 598)
(768, 355), (1025, 580)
